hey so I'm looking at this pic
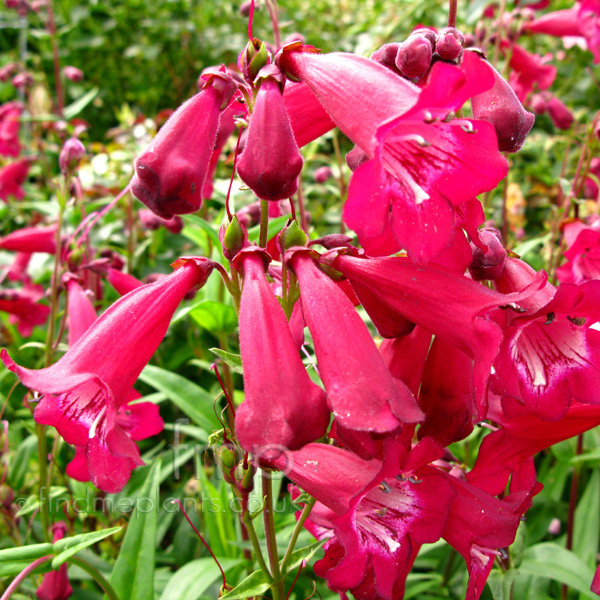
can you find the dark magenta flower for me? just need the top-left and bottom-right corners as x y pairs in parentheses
(556, 220), (600, 283)
(0, 101), (22, 157)
(0, 158), (31, 202)
(0, 284), (49, 337)
(492, 256), (600, 420)
(1, 257), (213, 492)
(506, 42), (556, 102)
(237, 65), (304, 201)
(233, 249), (329, 454)
(286, 248), (423, 434)
(542, 92), (574, 129)
(131, 70), (237, 218)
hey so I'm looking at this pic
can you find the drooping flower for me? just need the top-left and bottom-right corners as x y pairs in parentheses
(131, 70), (237, 219)
(137, 208), (184, 234)
(1, 257), (213, 492)
(492, 256), (600, 420)
(279, 48), (508, 261)
(325, 251), (546, 417)
(505, 42), (556, 102)
(237, 65), (304, 201)
(0, 225), (57, 255)
(0, 158), (31, 202)
(0, 101), (22, 157)
(542, 91), (574, 129)
(36, 522), (73, 600)
(0, 284), (50, 337)
(233, 248), (329, 454)
(285, 247), (423, 434)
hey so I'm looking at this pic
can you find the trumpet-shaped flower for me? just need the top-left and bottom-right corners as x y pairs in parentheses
(1, 257), (213, 492)
(0, 159), (31, 202)
(0, 101), (22, 157)
(0, 225), (57, 254)
(233, 249), (329, 454)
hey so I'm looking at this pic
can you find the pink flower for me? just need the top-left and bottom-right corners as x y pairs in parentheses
(274, 437), (455, 600)
(557, 219), (600, 283)
(0, 101), (22, 157)
(237, 66), (304, 201)
(233, 249), (329, 453)
(131, 70), (237, 219)
(492, 256), (600, 420)
(526, 1), (600, 63)
(62, 66), (83, 82)
(286, 248), (423, 434)
(0, 284), (49, 336)
(0, 225), (57, 254)
(137, 208), (184, 234)
(1, 257), (213, 492)
(542, 92), (574, 129)
(280, 49), (508, 261)
(0, 158), (31, 202)
(506, 42), (556, 102)
(36, 522), (73, 600)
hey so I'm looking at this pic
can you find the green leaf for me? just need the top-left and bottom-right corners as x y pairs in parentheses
(487, 569), (518, 600)
(63, 87), (100, 119)
(519, 542), (597, 599)
(139, 365), (219, 432)
(0, 543), (53, 563)
(109, 461), (162, 600)
(190, 300), (237, 335)
(159, 557), (243, 600)
(7, 434), (37, 489)
(52, 526), (122, 568)
(181, 214), (223, 256)
(574, 470), (600, 567)
(209, 348), (243, 374)
(16, 487), (68, 517)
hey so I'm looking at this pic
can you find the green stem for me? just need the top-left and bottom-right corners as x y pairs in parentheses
(259, 199), (269, 248)
(241, 506), (273, 581)
(35, 424), (50, 542)
(262, 473), (284, 600)
(69, 556), (119, 600)
(280, 496), (316, 574)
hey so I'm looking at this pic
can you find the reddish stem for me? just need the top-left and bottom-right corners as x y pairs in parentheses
(248, 0), (255, 41)
(448, 0), (458, 28)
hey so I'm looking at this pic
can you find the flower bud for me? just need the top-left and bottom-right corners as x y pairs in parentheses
(395, 33), (434, 79)
(63, 66), (83, 82)
(468, 227), (507, 281)
(238, 38), (270, 82)
(529, 93), (547, 115)
(220, 215), (248, 260)
(470, 54), (535, 152)
(237, 65), (303, 201)
(278, 220), (308, 253)
(59, 137), (85, 174)
(314, 165), (333, 183)
(543, 92), (574, 130)
(370, 42), (403, 74)
(436, 28), (464, 61)
(12, 72), (33, 89)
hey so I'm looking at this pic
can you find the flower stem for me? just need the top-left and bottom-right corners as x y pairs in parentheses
(69, 556), (119, 600)
(240, 503), (273, 581)
(448, 0), (458, 28)
(280, 496), (316, 574)
(262, 472), (284, 600)
(0, 555), (52, 600)
(259, 199), (269, 248)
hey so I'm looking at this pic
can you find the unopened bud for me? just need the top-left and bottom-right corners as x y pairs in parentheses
(59, 137), (85, 174)
(370, 43), (403, 74)
(66, 247), (85, 272)
(395, 34), (434, 79)
(543, 92), (574, 130)
(314, 165), (333, 183)
(12, 72), (33, 89)
(469, 227), (507, 281)
(436, 28), (464, 61)
(529, 93), (547, 115)
(63, 66), (83, 82)
(220, 215), (248, 260)
(278, 220), (308, 252)
(238, 38), (269, 82)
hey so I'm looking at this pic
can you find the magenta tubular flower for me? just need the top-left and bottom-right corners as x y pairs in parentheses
(0, 158), (30, 202)
(492, 257), (600, 420)
(286, 248), (423, 433)
(0, 225), (57, 254)
(543, 92), (574, 130)
(0, 101), (22, 157)
(106, 267), (144, 295)
(131, 71), (237, 219)
(468, 395), (600, 495)
(63, 65), (83, 82)
(557, 221), (600, 283)
(233, 249), (329, 454)
(138, 208), (184, 234)
(325, 252), (546, 417)
(36, 522), (73, 600)
(65, 277), (97, 347)
(442, 473), (540, 600)
(0, 284), (49, 337)
(526, 1), (600, 63)
(506, 43), (556, 102)
(6, 251), (32, 283)
(274, 438), (455, 600)
(237, 66), (304, 201)
(471, 55), (535, 153)
(1, 257), (213, 492)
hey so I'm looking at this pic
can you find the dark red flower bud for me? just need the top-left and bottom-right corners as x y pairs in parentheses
(543, 92), (574, 130)
(314, 165), (333, 183)
(370, 43), (403, 74)
(471, 54), (535, 152)
(237, 65), (303, 201)
(395, 34), (434, 79)
(63, 66), (83, 82)
(436, 28), (464, 61)
(59, 137), (85, 174)
(529, 93), (547, 115)
(468, 227), (507, 281)
(131, 70), (237, 219)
